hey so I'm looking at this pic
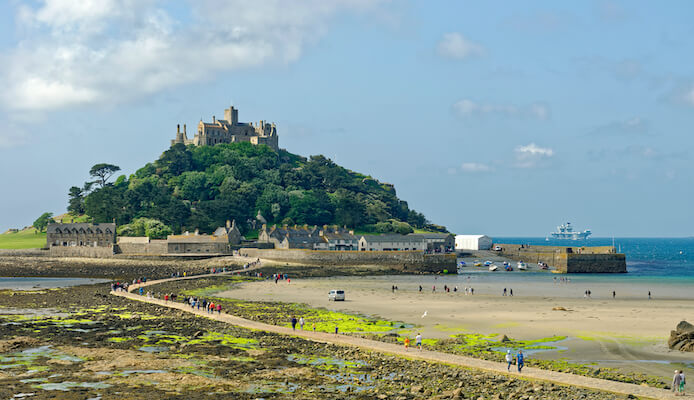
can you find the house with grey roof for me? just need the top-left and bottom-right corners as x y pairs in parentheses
(358, 234), (427, 252)
(47, 222), (116, 248)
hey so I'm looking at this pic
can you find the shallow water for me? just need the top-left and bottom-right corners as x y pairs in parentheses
(0, 277), (108, 290)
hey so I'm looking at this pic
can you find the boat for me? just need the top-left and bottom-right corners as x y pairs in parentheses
(517, 261), (527, 271)
(483, 261), (492, 267)
(538, 262), (549, 270)
(504, 265), (513, 271)
(473, 261), (482, 267)
(489, 264), (499, 271)
(550, 222), (591, 240)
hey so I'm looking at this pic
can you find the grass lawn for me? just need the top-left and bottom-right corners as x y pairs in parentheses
(0, 229), (46, 249)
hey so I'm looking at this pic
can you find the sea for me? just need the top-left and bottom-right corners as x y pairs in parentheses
(0, 277), (108, 290)
(494, 237), (694, 279)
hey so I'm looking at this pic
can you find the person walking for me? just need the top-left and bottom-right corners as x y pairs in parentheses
(415, 333), (422, 350)
(312, 323), (316, 332)
(679, 370), (686, 396)
(673, 370), (682, 395)
(404, 337), (410, 351)
(503, 288), (507, 296)
(291, 316), (297, 331)
(299, 317), (305, 330)
(613, 290), (616, 299)
(517, 350), (525, 373)
(509, 288), (513, 297)
(648, 291), (652, 300)
(505, 350), (513, 371)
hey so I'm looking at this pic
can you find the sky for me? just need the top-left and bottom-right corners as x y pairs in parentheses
(0, 0), (693, 237)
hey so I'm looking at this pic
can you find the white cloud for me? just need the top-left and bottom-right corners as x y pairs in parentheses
(436, 33), (482, 60)
(514, 143), (554, 168)
(461, 162), (492, 173)
(453, 99), (549, 120)
(1, 0), (385, 112)
(684, 87), (694, 107)
(460, 163), (492, 172)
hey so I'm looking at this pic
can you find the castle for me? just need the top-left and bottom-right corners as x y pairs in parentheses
(172, 106), (279, 151)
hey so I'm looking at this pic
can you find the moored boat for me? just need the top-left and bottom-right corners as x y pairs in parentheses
(517, 261), (527, 270)
(489, 264), (499, 271)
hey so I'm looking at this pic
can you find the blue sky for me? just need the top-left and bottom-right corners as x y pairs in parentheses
(0, 0), (692, 237)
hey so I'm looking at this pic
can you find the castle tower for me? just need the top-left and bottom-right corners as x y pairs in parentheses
(224, 106), (238, 125)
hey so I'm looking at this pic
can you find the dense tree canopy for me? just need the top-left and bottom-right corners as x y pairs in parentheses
(77, 143), (440, 234)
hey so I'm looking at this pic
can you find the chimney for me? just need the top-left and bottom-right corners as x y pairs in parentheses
(183, 124), (186, 134)
(213, 115), (216, 123)
(226, 220), (231, 229)
(194, 228), (199, 236)
(177, 124), (180, 134)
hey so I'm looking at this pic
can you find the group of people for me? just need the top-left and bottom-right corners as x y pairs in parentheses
(505, 349), (525, 372)
(412, 285), (474, 295)
(185, 296), (222, 314)
(502, 288), (514, 296)
(273, 273), (291, 284)
(111, 282), (129, 292)
(243, 258), (262, 269)
(403, 333), (423, 351)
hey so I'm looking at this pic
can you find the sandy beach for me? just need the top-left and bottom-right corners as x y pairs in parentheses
(220, 272), (694, 377)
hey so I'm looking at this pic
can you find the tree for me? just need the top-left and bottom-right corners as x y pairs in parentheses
(67, 186), (85, 215)
(33, 212), (54, 232)
(89, 163), (121, 188)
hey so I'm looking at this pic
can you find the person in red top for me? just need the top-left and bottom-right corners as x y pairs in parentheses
(216, 304), (221, 314)
(164, 294), (169, 302)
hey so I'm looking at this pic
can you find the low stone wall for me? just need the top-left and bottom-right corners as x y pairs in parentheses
(495, 243), (626, 273)
(49, 246), (114, 258)
(239, 248), (456, 272)
(0, 248), (48, 257)
(116, 241), (168, 255)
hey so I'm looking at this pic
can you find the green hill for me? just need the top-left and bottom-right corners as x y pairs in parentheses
(0, 229), (46, 249)
(74, 142), (444, 235)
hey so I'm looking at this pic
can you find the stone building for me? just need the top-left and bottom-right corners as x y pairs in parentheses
(171, 106), (279, 151)
(258, 224), (358, 250)
(46, 222), (116, 248)
(167, 220), (243, 254)
(407, 233), (455, 252)
(314, 227), (359, 251)
(358, 234), (427, 252)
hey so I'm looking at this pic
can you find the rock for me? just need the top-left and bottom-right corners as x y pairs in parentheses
(500, 335), (511, 342)
(668, 320), (694, 352)
(410, 385), (423, 394)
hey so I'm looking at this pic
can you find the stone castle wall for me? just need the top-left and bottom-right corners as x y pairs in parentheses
(239, 248), (456, 272)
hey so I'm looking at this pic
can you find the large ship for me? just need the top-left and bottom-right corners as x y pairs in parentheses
(550, 222), (591, 240)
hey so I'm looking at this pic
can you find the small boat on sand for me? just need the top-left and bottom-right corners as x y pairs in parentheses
(517, 261), (527, 271)
(473, 260), (482, 267)
(489, 264), (499, 271)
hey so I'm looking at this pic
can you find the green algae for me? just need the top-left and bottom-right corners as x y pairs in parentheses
(107, 337), (132, 343)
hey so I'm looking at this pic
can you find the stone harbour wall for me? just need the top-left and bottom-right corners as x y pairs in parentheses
(239, 248), (456, 272)
(495, 243), (626, 273)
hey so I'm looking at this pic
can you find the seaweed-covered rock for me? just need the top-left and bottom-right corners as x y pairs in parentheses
(668, 321), (694, 352)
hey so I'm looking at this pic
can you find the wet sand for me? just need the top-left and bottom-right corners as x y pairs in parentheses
(220, 273), (694, 377)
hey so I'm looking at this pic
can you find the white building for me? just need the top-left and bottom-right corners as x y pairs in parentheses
(455, 235), (493, 251)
